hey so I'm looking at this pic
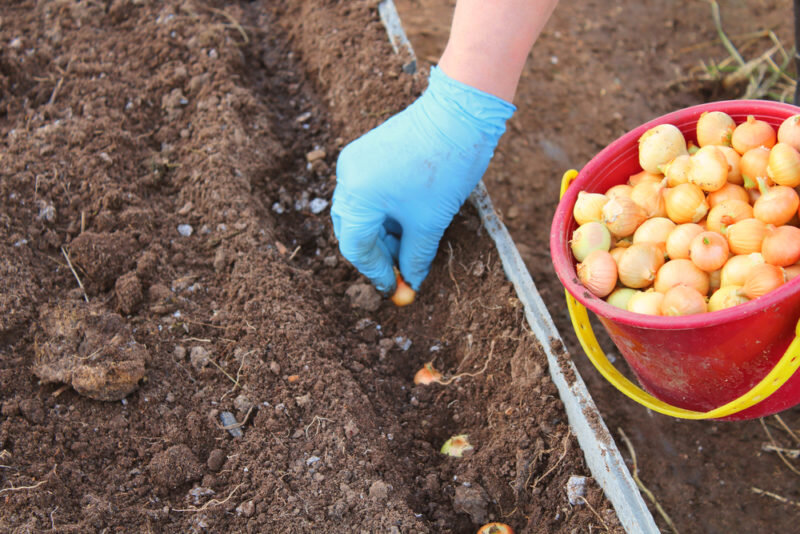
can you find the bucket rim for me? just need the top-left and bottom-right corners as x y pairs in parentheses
(550, 99), (800, 331)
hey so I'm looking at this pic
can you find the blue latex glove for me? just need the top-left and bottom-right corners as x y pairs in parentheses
(331, 67), (516, 294)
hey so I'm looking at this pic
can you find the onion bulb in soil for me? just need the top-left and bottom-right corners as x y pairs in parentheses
(767, 142), (800, 187)
(709, 285), (750, 312)
(664, 183), (709, 224)
(762, 225), (800, 266)
(413, 362), (443, 385)
(573, 191), (609, 225)
(661, 285), (708, 316)
(654, 258), (710, 295)
(391, 271), (416, 306)
(617, 242), (665, 289)
(606, 287), (638, 309)
(627, 290), (664, 315)
(665, 223), (705, 260)
(740, 263), (786, 299)
(477, 524), (514, 534)
(731, 115), (776, 155)
(726, 218), (767, 255)
(696, 110), (736, 147)
(720, 253), (764, 287)
(440, 434), (474, 457)
(689, 231), (729, 272)
(577, 249), (618, 298)
(570, 221), (612, 262)
(753, 178), (800, 226)
(705, 199), (753, 234)
(688, 145), (730, 192)
(638, 123), (688, 174)
(778, 115), (800, 152)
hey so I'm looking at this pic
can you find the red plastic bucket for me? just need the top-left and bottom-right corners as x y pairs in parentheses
(550, 100), (800, 420)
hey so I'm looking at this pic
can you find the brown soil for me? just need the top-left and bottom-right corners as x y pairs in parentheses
(1, 1), (622, 533)
(396, 0), (800, 533)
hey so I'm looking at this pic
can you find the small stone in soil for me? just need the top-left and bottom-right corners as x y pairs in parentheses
(189, 346), (210, 369)
(177, 224), (193, 237)
(306, 148), (326, 162)
(345, 283), (381, 312)
(148, 444), (202, 490)
(368, 480), (390, 501)
(236, 500), (255, 518)
(566, 475), (588, 505)
(309, 198), (329, 214)
(452, 484), (490, 524)
(233, 394), (253, 413)
(220, 411), (243, 438)
(207, 449), (226, 472)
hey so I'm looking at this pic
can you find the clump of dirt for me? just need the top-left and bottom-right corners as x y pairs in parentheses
(0, 1), (622, 533)
(33, 301), (148, 401)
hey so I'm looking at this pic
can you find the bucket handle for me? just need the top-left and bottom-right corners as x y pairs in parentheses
(560, 169), (800, 419)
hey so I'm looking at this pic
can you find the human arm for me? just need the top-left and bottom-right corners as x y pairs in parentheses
(331, 0), (560, 295)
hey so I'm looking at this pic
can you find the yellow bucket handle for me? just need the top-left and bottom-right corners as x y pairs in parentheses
(560, 169), (800, 419)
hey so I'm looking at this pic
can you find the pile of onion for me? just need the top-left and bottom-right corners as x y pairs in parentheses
(571, 111), (800, 316)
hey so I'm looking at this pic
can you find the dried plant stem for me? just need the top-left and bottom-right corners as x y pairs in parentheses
(618, 428), (680, 534)
(752, 486), (800, 508)
(531, 431), (571, 490)
(447, 241), (461, 300)
(760, 418), (800, 476)
(773, 414), (800, 446)
(578, 496), (611, 532)
(60, 246), (88, 302)
(173, 483), (244, 512)
(435, 340), (495, 385)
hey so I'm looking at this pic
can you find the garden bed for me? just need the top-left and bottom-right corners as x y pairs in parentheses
(0, 1), (624, 532)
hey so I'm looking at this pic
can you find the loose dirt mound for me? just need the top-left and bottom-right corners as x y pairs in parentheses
(1, 1), (621, 532)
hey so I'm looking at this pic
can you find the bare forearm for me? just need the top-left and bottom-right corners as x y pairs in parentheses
(438, 0), (559, 102)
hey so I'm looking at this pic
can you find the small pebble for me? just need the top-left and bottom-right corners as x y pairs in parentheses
(177, 224), (193, 237)
(309, 198), (329, 214)
(566, 475), (588, 505)
(306, 148), (326, 163)
(207, 449), (226, 472)
(219, 411), (243, 438)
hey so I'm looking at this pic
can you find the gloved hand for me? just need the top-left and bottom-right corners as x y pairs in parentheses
(331, 66), (515, 294)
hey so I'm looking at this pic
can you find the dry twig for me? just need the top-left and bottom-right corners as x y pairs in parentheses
(618, 427), (680, 534)
(752, 486), (800, 508)
(60, 246), (88, 303)
(578, 496), (611, 532)
(435, 340), (495, 385)
(172, 483), (244, 512)
(304, 415), (333, 438)
(447, 241), (461, 300)
(774, 414), (800, 446)
(531, 431), (571, 491)
(760, 418), (800, 476)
